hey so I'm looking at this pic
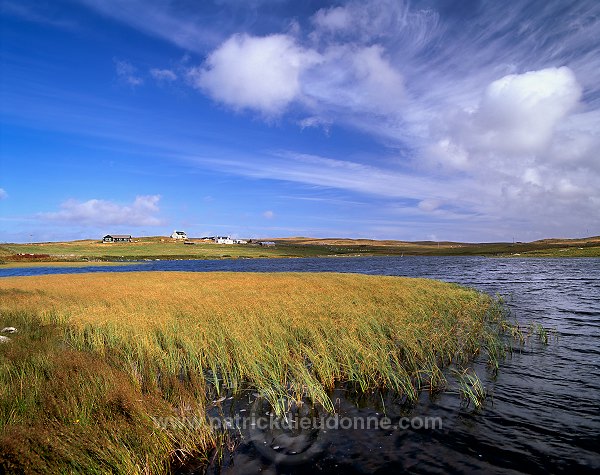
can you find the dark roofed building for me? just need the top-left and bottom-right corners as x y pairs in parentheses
(102, 234), (132, 243)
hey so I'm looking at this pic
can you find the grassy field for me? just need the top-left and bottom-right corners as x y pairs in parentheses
(1, 235), (599, 265)
(272, 236), (600, 257)
(0, 272), (512, 473)
(502, 246), (600, 257)
(0, 261), (133, 268)
(0, 238), (320, 262)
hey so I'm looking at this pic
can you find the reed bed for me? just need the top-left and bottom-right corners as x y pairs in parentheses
(1, 272), (507, 473)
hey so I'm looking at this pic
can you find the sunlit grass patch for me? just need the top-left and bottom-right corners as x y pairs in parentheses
(0, 261), (133, 268)
(0, 272), (512, 473)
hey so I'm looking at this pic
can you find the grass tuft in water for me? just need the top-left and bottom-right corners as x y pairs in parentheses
(452, 368), (487, 409)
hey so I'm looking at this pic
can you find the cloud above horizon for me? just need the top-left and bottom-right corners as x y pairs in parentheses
(436, 67), (582, 158)
(180, 1), (599, 237)
(189, 33), (321, 115)
(4, 0), (599, 241)
(41, 195), (163, 226)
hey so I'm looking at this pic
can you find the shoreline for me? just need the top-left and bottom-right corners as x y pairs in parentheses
(0, 261), (136, 268)
(1, 236), (599, 265)
(2, 251), (599, 269)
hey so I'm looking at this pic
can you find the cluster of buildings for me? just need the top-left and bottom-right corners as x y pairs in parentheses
(169, 231), (247, 243)
(202, 235), (248, 245)
(102, 231), (273, 246)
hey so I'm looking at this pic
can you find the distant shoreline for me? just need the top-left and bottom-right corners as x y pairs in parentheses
(1, 235), (599, 265)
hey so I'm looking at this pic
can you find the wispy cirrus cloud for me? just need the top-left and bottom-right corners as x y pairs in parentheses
(76, 0), (225, 51)
(114, 59), (143, 86)
(1, 1), (78, 29)
(150, 68), (177, 82)
(41, 195), (163, 226)
(185, 149), (472, 209)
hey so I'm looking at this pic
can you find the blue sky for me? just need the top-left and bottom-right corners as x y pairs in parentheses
(1, 0), (599, 243)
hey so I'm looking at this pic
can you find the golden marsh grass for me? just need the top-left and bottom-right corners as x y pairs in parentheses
(0, 272), (506, 473)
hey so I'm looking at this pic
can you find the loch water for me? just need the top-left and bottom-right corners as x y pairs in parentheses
(2, 256), (599, 474)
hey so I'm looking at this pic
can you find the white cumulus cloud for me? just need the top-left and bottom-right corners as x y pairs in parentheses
(472, 67), (581, 154)
(189, 33), (321, 115)
(430, 67), (584, 168)
(190, 33), (405, 120)
(41, 195), (162, 226)
(420, 66), (599, 235)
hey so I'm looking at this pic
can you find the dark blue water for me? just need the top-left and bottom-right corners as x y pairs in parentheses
(2, 256), (599, 474)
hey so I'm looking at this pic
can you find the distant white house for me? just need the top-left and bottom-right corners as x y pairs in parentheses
(171, 230), (187, 240)
(234, 239), (247, 244)
(214, 236), (234, 244)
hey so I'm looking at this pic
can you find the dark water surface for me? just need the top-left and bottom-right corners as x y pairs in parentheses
(2, 257), (599, 474)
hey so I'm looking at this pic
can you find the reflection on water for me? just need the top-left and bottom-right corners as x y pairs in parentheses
(2, 257), (599, 473)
